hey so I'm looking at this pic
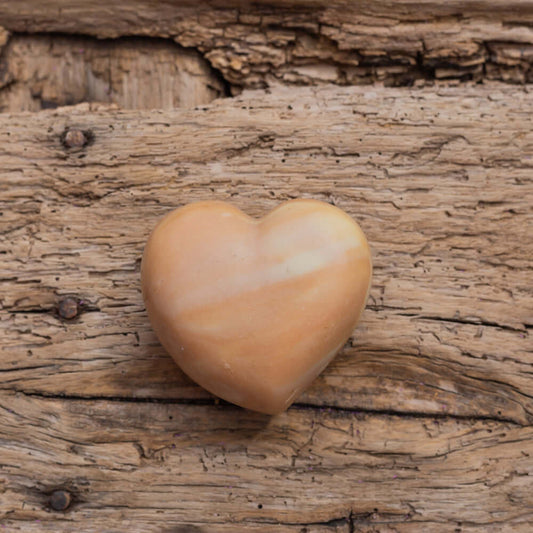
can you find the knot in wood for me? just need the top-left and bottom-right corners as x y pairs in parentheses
(58, 298), (78, 320)
(49, 490), (72, 511)
(62, 128), (88, 148)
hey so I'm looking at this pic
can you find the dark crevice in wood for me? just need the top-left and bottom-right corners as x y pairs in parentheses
(13, 389), (221, 407)
(178, 41), (233, 99)
(393, 312), (529, 333)
(0, 364), (58, 374)
(11, 390), (526, 426)
(291, 402), (527, 426)
(252, 515), (353, 528)
(365, 305), (529, 333)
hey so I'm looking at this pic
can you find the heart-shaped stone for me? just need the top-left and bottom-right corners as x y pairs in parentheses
(141, 200), (372, 414)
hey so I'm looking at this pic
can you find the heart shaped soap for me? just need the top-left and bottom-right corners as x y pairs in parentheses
(142, 200), (371, 414)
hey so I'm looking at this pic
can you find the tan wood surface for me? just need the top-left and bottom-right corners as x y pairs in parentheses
(1, 392), (532, 532)
(0, 34), (225, 112)
(1, 0), (532, 531)
(1, 83), (532, 531)
(0, 0), (532, 90)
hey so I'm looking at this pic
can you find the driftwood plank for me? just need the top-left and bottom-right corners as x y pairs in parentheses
(1, 84), (532, 425)
(0, 1), (532, 88)
(0, 393), (532, 531)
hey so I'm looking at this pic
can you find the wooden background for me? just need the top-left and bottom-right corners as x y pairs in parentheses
(0, 1), (532, 532)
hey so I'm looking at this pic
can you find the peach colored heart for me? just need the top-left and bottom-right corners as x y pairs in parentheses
(141, 200), (372, 414)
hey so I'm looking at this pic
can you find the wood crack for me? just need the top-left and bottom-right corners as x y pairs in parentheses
(10, 390), (528, 427)
(394, 312), (529, 333)
(1, 3), (532, 94)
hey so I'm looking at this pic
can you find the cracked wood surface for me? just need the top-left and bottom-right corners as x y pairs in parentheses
(0, 83), (532, 531)
(0, 83), (531, 425)
(0, 1), (532, 89)
(1, 393), (532, 531)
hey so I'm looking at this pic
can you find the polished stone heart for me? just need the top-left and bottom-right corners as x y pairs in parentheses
(141, 200), (372, 414)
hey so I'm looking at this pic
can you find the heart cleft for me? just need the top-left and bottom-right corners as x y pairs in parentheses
(141, 199), (372, 414)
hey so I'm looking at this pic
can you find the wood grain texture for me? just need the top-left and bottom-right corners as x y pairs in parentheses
(1, 392), (532, 531)
(0, 3), (532, 531)
(0, 1), (532, 88)
(0, 34), (225, 112)
(1, 84), (531, 428)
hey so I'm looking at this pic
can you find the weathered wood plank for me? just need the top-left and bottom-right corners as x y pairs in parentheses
(0, 0), (532, 87)
(0, 393), (531, 531)
(0, 34), (225, 112)
(1, 84), (531, 424)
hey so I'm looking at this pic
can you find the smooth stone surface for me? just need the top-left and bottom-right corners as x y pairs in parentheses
(141, 200), (372, 414)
